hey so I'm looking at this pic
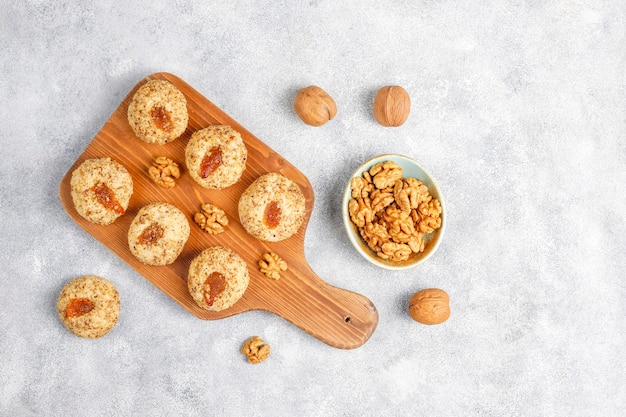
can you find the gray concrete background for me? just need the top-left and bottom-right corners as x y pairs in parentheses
(1, 1), (625, 416)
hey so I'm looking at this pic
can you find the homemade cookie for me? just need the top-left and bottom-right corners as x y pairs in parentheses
(187, 246), (249, 312)
(127, 79), (188, 145)
(70, 157), (133, 225)
(128, 202), (190, 266)
(57, 275), (120, 339)
(238, 172), (306, 242)
(185, 125), (248, 189)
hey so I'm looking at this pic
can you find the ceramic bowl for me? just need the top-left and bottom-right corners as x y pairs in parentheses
(341, 154), (446, 270)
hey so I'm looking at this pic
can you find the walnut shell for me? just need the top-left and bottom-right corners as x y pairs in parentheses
(373, 85), (411, 127)
(294, 86), (337, 126)
(408, 288), (450, 325)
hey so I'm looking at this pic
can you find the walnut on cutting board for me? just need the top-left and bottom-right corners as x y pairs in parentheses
(258, 252), (287, 280)
(193, 203), (229, 234)
(148, 156), (181, 188)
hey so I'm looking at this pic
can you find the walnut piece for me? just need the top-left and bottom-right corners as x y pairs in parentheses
(258, 252), (287, 280)
(369, 161), (403, 189)
(348, 197), (373, 228)
(241, 336), (270, 364)
(193, 203), (228, 234)
(348, 160), (442, 262)
(351, 177), (374, 199)
(379, 242), (412, 261)
(360, 221), (390, 251)
(370, 189), (395, 213)
(148, 156), (181, 188)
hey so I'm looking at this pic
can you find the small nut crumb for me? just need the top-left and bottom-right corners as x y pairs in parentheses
(241, 336), (270, 364)
(193, 203), (229, 234)
(148, 156), (181, 188)
(258, 252), (287, 280)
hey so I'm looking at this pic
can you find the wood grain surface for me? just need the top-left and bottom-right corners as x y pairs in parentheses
(58, 72), (378, 349)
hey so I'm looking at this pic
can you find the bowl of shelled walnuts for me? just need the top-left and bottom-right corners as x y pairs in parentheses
(342, 154), (445, 270)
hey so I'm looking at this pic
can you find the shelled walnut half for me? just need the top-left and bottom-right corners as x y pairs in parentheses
(148, 156), (181, 188)
(241, 336), (270, 364)
(193, 203), (228, 234)
(258, 252), (287, 280)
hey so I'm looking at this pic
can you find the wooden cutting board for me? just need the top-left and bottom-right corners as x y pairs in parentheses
(59, 72), (378, 349)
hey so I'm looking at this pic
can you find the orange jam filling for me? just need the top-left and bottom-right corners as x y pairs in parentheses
(91, 182), (125, 214)
(137, 223), (164, 246)
(199, 147), (223, 179)
(203, 272), (226, 307)
(65, 298), (95, 318)
(263, 201), (281, 229)
(150, 105), (173, 132)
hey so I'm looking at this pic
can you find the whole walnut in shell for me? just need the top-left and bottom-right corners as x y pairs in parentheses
(294, 86), (337, 126)
(373, 85), (411, 127)
(408, 288), (450, 325)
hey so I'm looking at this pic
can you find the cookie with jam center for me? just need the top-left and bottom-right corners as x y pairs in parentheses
(128, 202), (190, 266)
(238, 172), (306, 242)
(70, 157), (133, 225)
(127, 79), (188, 145)
(185, 125), (248, 189)
(57, 275), (120, 339)
(187, 246), (249, 312)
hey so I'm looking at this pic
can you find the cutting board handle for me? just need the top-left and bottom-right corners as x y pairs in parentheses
(250, 263), (379, 350)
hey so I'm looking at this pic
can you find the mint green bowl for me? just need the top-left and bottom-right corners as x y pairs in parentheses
(342, 154), (446, 270)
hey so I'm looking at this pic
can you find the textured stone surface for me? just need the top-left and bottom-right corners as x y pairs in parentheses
(1, 1), (625, 415)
